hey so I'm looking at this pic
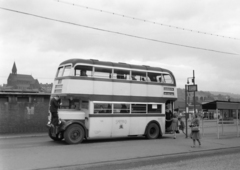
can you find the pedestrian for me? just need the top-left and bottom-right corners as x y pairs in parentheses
(49, 95), (61, 127)
(178, 117), (186, 135)
(190, 114), (201, 148)
(171, 113), (179, 139)
(165, 103), (173, 133)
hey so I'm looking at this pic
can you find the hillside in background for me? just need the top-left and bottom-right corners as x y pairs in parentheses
(208, 91), (240, 99)
(177, 88), (240, 102)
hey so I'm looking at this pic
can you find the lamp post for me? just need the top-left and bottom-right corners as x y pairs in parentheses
(185, 84), (189, 138)
(185, 70), (197, 138)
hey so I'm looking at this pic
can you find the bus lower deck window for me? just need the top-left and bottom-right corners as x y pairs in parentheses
(94, 103), (112, 114)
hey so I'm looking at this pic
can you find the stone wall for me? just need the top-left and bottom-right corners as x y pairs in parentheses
(0, 93), (50, 134)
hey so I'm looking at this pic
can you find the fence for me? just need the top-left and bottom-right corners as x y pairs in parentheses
(200, 118), (240, 139)
(0, 93), (50, 134)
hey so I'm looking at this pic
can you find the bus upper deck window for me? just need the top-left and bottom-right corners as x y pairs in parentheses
(162, 74), (173, 84)
(113, 69), (130, 80)
(75, 65), (93, 77)
(94, 67), (112, 79)
(148, 72), (162, 82)
(131, 71), (147, 81)
(62, 65), (71, 77)
(57, 67), (64, 77)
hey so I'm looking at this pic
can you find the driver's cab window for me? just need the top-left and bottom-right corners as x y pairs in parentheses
(60, 97), (80, 110)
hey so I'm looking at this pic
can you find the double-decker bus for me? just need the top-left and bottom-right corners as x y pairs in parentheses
(48, 58), (177, 144)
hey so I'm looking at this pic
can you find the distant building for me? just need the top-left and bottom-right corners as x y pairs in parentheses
(6, 62), (40, 91)
(39, 83), (53, 93)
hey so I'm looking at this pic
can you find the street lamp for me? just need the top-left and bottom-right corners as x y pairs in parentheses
(185, 70), (197, 138)
(185, 78), (192, 138)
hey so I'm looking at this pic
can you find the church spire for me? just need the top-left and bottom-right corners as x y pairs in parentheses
(12, 62), (17, 74)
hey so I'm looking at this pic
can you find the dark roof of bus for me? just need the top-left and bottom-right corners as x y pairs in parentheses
(60, 58), (173, 73)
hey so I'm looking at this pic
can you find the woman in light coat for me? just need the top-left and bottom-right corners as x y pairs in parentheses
(190, 114), (201, 147)
(171, 113), (179, 139)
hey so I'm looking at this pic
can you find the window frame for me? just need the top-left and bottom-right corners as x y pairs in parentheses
(74, 64), (93, 77)
(56, 66), (64, 78)
(62, 65), (72, 77)
(113, 103), (130, 114)
(113, 69), (130, 80)
(131, 70), (147, 82)
(93, 66), (113, 79)
(93, 103), (113, 114)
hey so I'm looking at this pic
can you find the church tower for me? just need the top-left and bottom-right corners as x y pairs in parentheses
(12, 62), (17, 74)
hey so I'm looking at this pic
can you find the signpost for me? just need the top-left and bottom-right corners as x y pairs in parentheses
(188, 85), (198, 92)
(185, 70), (198, 138)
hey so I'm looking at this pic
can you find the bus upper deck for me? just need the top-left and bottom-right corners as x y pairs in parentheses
(52, 58), (177, 102)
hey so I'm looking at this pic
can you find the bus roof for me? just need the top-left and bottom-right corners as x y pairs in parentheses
(60, 58), (175, 75)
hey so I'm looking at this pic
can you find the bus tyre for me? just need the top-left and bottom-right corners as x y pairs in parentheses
(48, 127), (64, 141)
(64, 124), (84, 144)
(146, 123), (160, 139)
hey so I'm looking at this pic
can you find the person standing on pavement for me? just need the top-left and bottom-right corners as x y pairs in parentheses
(171, 113), (179, 139)
(190, 114), (201, 148)
(178, 117), (186, 135)
(49, 95), (61, 126)
(165, 103), (173, 133)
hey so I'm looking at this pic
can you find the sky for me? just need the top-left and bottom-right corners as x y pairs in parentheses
(0, 0), (240, 94)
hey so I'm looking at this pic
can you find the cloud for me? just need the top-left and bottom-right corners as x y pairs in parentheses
(0, 0), (240, 94)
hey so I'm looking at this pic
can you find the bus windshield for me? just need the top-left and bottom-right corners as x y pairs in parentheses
(62, 65), (71, 77)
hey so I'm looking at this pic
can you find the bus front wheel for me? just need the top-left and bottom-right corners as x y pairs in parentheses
(48, 127), (64, 141)
(146, 123), (160, 139)
(64, 124), (84, 144)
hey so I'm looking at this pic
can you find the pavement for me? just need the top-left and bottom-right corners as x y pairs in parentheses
(0, 124), (240, 155)
(0, 132), (47, 139)
(0, 124), (240, 170)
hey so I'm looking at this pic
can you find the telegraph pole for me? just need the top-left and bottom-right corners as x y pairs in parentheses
(185, 84), (188, 138)
(185, 70), (197, 138)
(193, 70), (196, 116)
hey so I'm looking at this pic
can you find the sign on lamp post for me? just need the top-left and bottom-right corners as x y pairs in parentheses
(188, 85), (198, 92)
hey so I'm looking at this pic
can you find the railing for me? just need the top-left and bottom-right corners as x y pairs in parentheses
(199, 118), (240, 139)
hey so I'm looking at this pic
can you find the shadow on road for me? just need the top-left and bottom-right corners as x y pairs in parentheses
(53, 135), (174, 145)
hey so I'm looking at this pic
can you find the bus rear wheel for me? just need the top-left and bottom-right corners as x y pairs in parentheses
(64, 124), (84, 144)
(146, 123), (160, 139)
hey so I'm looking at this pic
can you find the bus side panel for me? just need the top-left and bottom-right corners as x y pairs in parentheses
(88, 117), (112, 138)
(158, 116), (165, 134)
(113, 82), (131, 96)
(147, 85), (163, 97)
(64, 79), (93, 94)
(111, 117), (130, 137)
(131, 84), (147, 97)
(129, 117), (147, 135)
(94, 81), (112, 95)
